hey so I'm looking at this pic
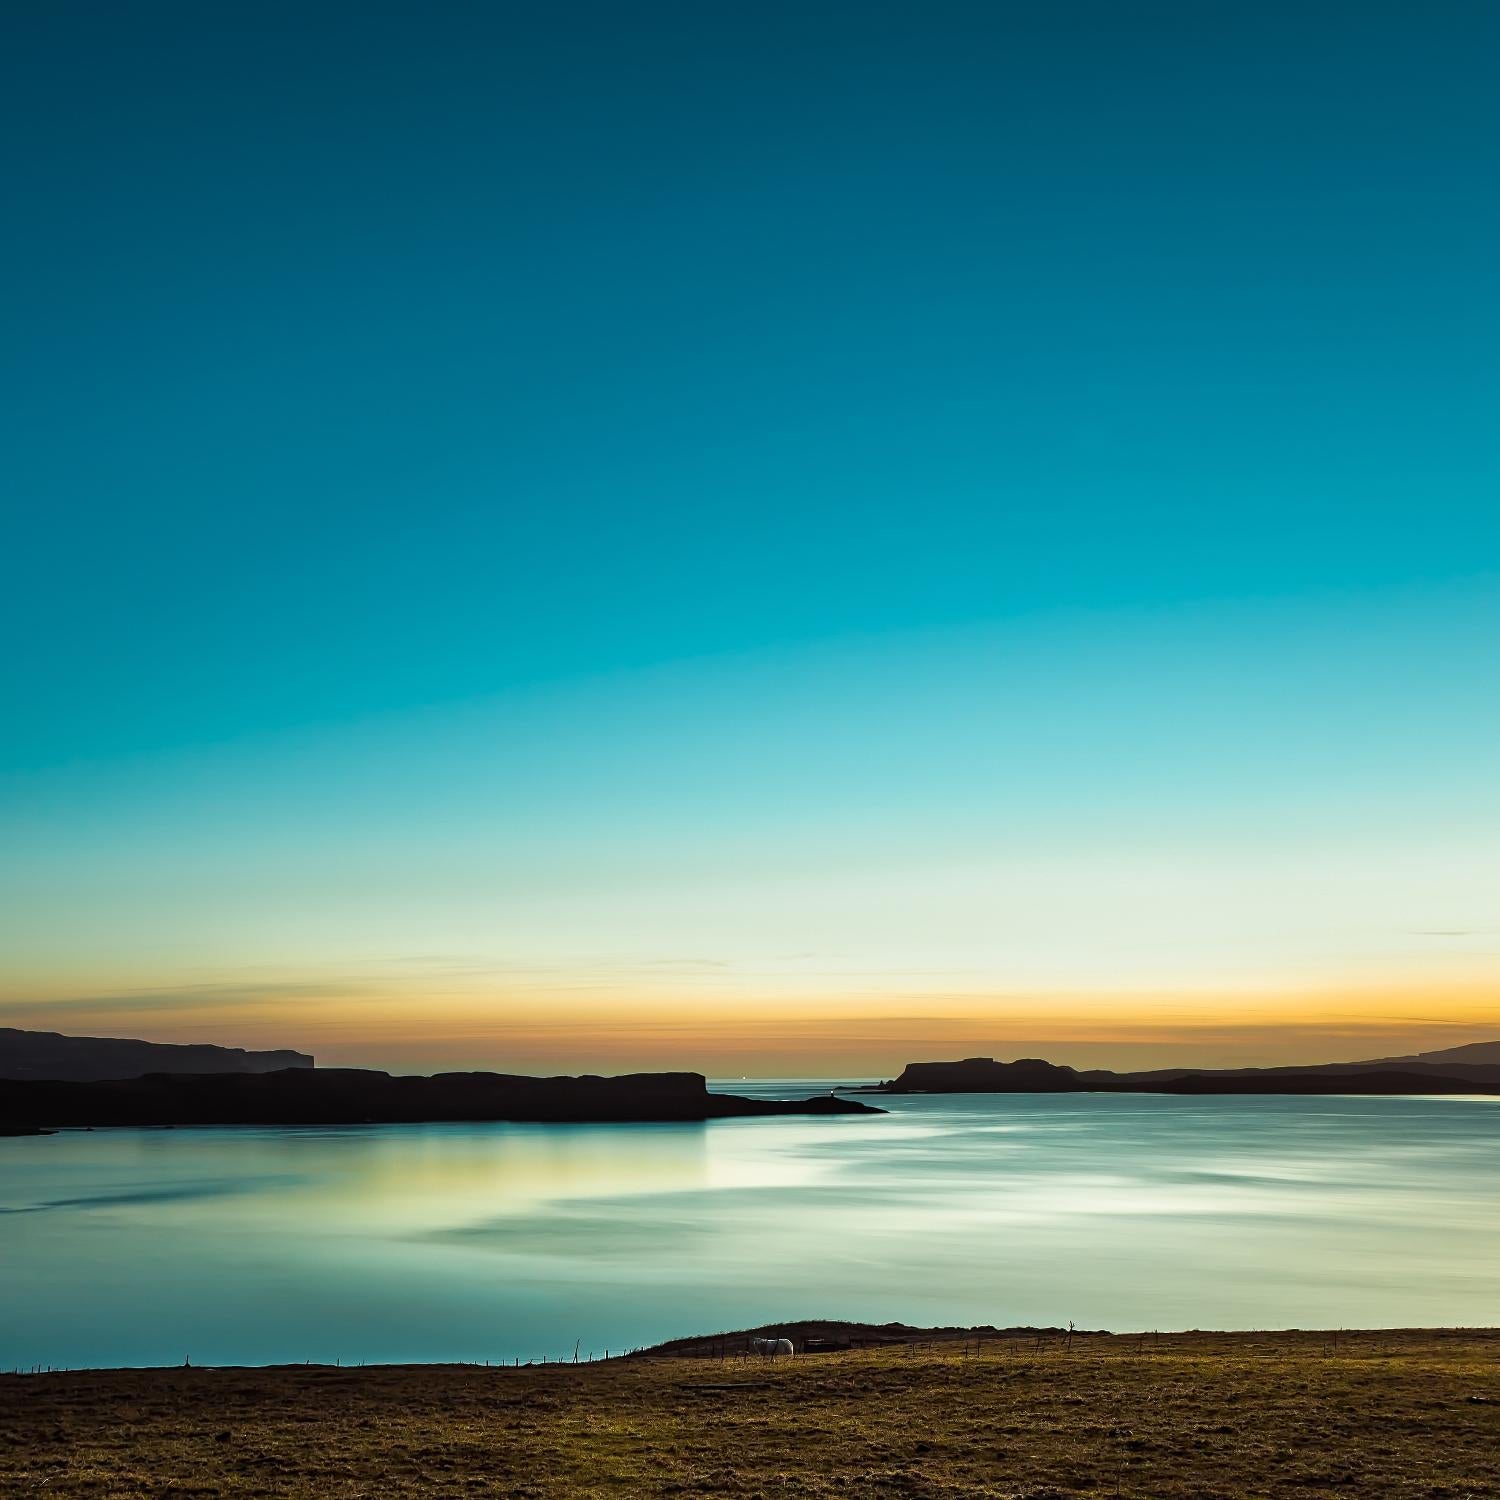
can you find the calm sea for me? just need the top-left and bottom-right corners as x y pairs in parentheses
(3, 1087), (1497, 1369)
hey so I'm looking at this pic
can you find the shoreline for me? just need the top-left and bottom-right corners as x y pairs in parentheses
(11, 1322), (1500, 1377)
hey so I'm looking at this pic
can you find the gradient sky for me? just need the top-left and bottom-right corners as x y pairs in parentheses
(3, 2), (1498, 1074)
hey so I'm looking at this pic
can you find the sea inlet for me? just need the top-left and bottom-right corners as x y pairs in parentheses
(3, 1087), (1497, 1369)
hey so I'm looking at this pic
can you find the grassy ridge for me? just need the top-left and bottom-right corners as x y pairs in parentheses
(3, 1330), (1497, 1497)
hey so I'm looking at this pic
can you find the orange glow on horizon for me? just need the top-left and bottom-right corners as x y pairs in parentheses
(5, 971), (1496, 1078)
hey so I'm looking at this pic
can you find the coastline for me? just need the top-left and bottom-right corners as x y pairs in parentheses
(13, 1320), (1499, 1373)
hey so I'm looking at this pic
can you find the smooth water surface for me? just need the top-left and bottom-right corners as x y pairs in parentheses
(3, 1089), (1497, 1368)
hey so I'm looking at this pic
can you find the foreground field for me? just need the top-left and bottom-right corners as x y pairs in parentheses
(3, 1329), (1497, 1497)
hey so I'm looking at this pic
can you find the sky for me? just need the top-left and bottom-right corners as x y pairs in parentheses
(2, 2), (1497, 1075)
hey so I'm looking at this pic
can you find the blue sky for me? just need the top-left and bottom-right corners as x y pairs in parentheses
(2, 3), (1497, 1069)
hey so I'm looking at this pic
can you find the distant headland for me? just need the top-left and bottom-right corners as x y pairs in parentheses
(0, 1027), (313, 1083)
(0, 1061), (881, 1131)
(875, 1040), (1500, 1096)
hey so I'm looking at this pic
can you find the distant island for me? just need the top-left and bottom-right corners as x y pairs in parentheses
(876, 1039), (1500, 1096)
(0, 1027), (313, 1082)
(0, 1065), (881, 1131)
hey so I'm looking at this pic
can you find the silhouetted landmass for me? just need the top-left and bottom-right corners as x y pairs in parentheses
(0, 1027), (313, 1083)
(1146, 1068), (1499, 1095)
(1353, 1038), (1500, 1068)
(878, 1042), (1500, 1095)
(889, 1058), (1090, 1092)
(644, 1318), (1103, 1358)
(0, 1067), (882, 1130)
(1076, 1038), (1500, 1088)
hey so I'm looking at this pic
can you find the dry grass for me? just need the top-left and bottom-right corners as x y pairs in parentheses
(3, 1329), (1498, 1497)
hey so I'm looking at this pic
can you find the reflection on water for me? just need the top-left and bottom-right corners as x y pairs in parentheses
(2, 1090), (1497, 1368)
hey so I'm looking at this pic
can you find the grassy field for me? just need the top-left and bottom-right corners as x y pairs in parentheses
(3, 1328), (1497, 1497)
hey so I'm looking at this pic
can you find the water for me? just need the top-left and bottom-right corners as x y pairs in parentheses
(3, 1088), (1497, 1369)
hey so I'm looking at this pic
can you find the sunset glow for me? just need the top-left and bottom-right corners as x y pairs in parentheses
(3, 2), (1496, 1076)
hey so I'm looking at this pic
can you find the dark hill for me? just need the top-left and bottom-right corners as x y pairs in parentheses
(0, 1067), (883, 1130)
(1151, 1068), (1496, 1096)
(1354, 1039), (1500, 1069)
(889, 1057), (1086, 1092)
(0, 1027), (313, 1082)
(1085, 1037), (1500, 1087)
